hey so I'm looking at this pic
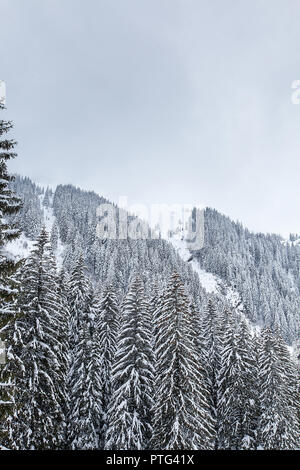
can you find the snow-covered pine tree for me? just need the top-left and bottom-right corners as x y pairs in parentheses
(8, 228), (64, 449)
(0, 103), (22, 303)
(95, 284), (119, 446)
(0, 103), (22, 445)
(69, 297), (102, 450)
(152, 272), (215, 450)
(200, 299), (220, 445)
(273, 327), (300, 449)
(56, 268), (71, 447)
(257, 327), (298, 449)
(217, 313), (258, 449)
(67, 256), (101, 449)
(105, 276), (154, 450)
(67, 254), (90, 352)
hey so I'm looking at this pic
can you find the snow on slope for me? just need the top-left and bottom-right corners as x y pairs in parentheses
(168, 233), (219, 294)
(168, 231), (251, 315)
(39, 194), (65, 268)
(168, 232), (269, 339)
(6, 192), (65, 268)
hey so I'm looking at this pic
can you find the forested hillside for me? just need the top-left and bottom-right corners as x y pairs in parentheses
(0, 154), (298, 449)
(10, 177), (300, 344)
(193, 208), (300, 343)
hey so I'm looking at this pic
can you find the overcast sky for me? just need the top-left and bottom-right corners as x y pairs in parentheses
(1, 0), (300, 236)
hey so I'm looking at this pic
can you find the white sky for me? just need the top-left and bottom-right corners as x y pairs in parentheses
(1, 0), (300, 236)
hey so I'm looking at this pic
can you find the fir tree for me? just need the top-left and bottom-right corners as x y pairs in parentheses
(152, 272), (215, 450)
(257, 327), (298, 449)
(0, 103), (22, 304)
(217, 312), (258, 449)
(67, 256), (101, 449)
(55, 268), (70, 448)
(68, 292), (101, 449)
(106, 276), (154, 450)
(7, 228), (64, 449)
(201, 299), (220, 445)
(0, 103), (22, 446)
(96, 284), (119, 446)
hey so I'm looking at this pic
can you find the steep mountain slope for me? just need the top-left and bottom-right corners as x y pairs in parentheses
(7, 175), (300, 344)
(7, 177), (212, 309)
(189, 208), (299, 343)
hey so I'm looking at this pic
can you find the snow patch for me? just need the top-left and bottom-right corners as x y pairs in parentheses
(40, 194), (65, 268)
(5, 191), (65, 268)
(168, 231), (261, 339)
(168, 234), (219, 294)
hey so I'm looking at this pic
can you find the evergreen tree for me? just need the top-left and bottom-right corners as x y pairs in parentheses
(56, 268), (70, 448)
(0, 104), (22, 305)
(67, 256), (101, 449)
(152, 272), (215, 450)
(217, 313), (258, 449)
(106, 276), (154, 450)
(68, 292), (101, 449)
(67, 254), (90, 352)
(0, 103), (22, 446)
(201, 299), (220, 445)
(96, 284), (119, 446)
(7, 228), (64, 449)
(257, 327), (298, 449)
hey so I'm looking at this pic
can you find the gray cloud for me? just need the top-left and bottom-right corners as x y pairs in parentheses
(1, 0), (300, 236)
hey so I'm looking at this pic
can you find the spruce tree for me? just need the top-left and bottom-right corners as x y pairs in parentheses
(96, 284), (119, 446)
(8, 228), (64, 449)
(201, 299), (220, 445)
(152, 272), (215, 450)
(56, 268), (70, 447)
(67, 256), (101, 449)
(0, 103), (22, 444)
(105, 276), (154, 450)
(217, 313), (258, 449)
(68, 293), (101, 449)
(257, 327), (298, 449)
(67, 254), (91, 353)
(0, 102), (22, 304)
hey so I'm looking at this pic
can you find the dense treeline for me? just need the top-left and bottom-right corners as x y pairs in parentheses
(0, 232), (299, 449)
(193, 208), (300, 343)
